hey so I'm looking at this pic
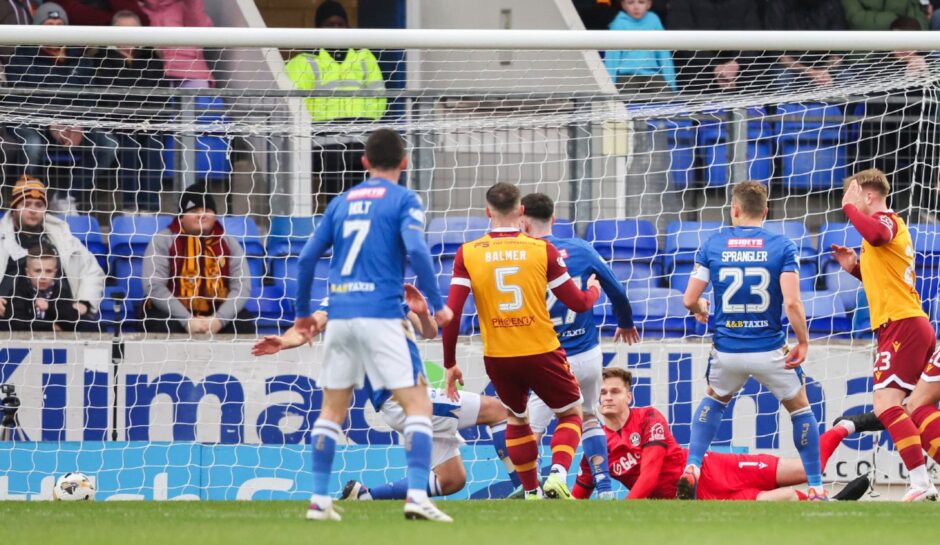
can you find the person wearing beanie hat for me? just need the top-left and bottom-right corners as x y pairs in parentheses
(315, 0), (348, 28)
(140, 186), (255, 336)
(33, 2), (69, 25)
(6, 3), (109, 213)
(0, 176), (105, 322)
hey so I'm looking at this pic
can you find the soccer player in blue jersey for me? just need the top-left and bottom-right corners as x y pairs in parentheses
(678, 181), (825, 501)
(520, 193), (640, 500)
(253, 285), (521, 501)
(290, 129), (454, 522)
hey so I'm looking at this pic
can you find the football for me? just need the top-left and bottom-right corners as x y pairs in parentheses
(52, 472), (95, 501)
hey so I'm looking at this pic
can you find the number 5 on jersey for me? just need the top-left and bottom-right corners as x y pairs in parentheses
(495, 266), (523, 311)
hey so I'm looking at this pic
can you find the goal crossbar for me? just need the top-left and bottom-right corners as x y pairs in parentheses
(1, 27), (939, 51)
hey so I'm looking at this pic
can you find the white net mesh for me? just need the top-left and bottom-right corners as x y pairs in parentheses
(1, 36), (938, 500)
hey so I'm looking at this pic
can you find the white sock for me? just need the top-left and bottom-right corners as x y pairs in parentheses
(407, 489), (429, 502)
(550, 464), (568, 482)
(428, 474), (443, 497)
(311, 494), (332, 508)
(910, 465), (932, 490)
(836, 419), (856, 435)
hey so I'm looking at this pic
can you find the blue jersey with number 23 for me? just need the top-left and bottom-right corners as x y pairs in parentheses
(694, 225), (799, 353)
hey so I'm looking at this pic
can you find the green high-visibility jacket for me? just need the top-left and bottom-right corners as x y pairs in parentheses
(285, 48), (387, 122)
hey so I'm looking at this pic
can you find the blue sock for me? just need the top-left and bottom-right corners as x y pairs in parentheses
(791, 407), (823, 488)
(687, 396), (727, 468)
(370, 477), (410, 500)
(404, 416), (433, 501)
(489, 421), (522, 488)
(582, 419), (611, 493)
(310, 419), (342, 503)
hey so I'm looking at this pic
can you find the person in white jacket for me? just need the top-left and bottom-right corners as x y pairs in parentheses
(0, 176), (105, 326)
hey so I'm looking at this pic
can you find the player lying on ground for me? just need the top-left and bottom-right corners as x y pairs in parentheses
(443, 182), (601, 500)
(520, 192), (639, 499)
(832, 168), (940, 502)
(253, 285), (521, 500)
(680, 181), (826, 500)
(572, 367), (876, 501)
(289, 129), (453, 522)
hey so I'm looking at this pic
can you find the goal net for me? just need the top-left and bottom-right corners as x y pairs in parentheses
(0, 27), (937, 500)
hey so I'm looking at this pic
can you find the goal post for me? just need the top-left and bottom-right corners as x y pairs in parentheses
(0, 27), (937, 500)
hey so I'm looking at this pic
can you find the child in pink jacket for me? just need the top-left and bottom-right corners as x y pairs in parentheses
(139, 0), (215, 87)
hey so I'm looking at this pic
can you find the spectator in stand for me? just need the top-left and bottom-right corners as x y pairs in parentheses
(667, 0), (765, 93)
(573, 0), (619, 30)
(604, 0), (677, 94)
(0, 177), (105, 324)
(93, 10), (168, 212)
(929, 0), (940, 29)
(764, 0), (848, 89)
(139, 186), (255, 335)
(889, 15), (929, 74)
(56, 0), (148, 26)
(0, 243), (98, 332)
(138, 0), (215, 88)
(0, 0), (35, 66)
(842, 0), (927, 29)
(0, 0), (35, 185)
(4, 3), (115, 212)
(285, 0), (386, 210)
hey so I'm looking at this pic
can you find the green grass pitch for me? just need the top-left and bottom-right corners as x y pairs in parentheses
(4, 500), (936, 545)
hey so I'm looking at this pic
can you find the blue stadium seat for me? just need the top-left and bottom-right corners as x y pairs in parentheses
(427, 216), (489, 257)
(852, 289), (872, 339)
(664, 221), (722, 290)
(460, 294), (479, 335)
(65, 215), (108, 271)
(586, 219), (657, 261)
(776, 103), (847, 190)
(552, 218), (576, 239)
(267, 215), (319, 257)
(610, 261), (658, 289)
(802, 290), (851, 334)
(221, 215), (265, 285)
(762, 220), (817, 290)
(110, 214), (173, 305)
(696, 107), (774, 186)
(587, 219), (660, 287)
(818, 222), (863, 284)
(909, 224), (940, 306)
(161, 96), (232, 180)
(269, 255), (330, 318)
(819, 268), (862, 312)
(658, 117), (697, 188)
(627, 287), (697, 337)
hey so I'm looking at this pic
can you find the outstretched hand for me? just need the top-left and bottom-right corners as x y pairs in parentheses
(830, 244), (858, 273)
(404, 284), (429, 315)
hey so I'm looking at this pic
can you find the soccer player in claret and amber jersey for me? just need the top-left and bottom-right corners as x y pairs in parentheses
(832, 168), (940, 501)
(442, 182), (601, 500)
(571, 368), (872, 501)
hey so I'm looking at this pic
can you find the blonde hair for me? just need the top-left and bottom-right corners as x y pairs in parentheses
(845, 168), (890, 196)
(731, 181), (768, 218)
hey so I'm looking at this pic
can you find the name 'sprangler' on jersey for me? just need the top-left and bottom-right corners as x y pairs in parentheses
(694, 225), (800, 354)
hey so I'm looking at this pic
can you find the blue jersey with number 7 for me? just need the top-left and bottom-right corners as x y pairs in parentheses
(294, 177), (442, 319)
(694, 225), (799, 353)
